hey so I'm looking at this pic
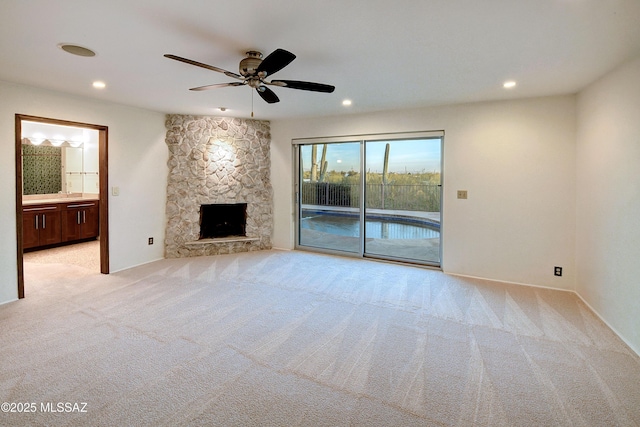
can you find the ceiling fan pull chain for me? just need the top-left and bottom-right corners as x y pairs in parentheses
(251, 89), (254, 118)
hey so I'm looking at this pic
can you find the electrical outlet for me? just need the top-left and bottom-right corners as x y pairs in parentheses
(554, 266), (562, 277)
(457, 190), (468, 199)
(148, 237), (154, 245)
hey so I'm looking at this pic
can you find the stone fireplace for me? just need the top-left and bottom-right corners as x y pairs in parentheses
(164, 115), (272, 258)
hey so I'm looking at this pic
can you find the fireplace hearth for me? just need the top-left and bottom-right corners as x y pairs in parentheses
(199, 203), (247, 239)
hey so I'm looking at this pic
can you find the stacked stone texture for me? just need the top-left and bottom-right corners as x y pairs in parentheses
(164, 115), (273, 258)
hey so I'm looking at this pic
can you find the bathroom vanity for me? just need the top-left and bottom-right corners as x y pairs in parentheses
(23, 196), (99, 250)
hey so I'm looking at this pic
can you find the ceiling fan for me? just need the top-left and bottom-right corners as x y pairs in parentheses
(164, 48), (335, 105)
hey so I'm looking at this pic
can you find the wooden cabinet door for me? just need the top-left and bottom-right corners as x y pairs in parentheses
(80, 205), (99, 239)
(22, 211), (40, 249)
(23, 204), (62, 249)
(62, 209), (82, 242)
(62, 201), (99, 241)
(39, 211), (62, 246)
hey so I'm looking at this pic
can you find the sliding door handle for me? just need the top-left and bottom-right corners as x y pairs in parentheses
(35, 215), (39, 230)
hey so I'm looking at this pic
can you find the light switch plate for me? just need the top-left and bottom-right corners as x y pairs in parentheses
(457, 190), (468, 199)
(112, 186), (120, 196)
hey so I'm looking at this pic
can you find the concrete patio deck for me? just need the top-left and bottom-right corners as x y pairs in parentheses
(299, 205), (441, 264)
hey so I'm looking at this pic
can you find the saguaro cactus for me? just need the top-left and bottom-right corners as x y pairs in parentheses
(382, 143), (390, 208)
(382, 143), (390, 185)
(319, 144), (328, 182)
(310, 145), (318, 181)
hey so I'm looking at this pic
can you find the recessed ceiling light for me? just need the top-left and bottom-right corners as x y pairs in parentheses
(342, 99), (352, 106)
(58, 43), (96, 57)
(503, 81), (517, 89)
(219, 107), (227, 112)
(92, 81), (106, 89)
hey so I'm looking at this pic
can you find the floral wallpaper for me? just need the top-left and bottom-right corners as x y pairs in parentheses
(22, 145), (62, 195)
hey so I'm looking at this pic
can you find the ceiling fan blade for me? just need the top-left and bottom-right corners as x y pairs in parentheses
(164, 54), (243, 80)
(257, 86), (280, 104)
(256, 49), (296, 76)
(270, 79), (335, 93)
(190, 82), (245, 91)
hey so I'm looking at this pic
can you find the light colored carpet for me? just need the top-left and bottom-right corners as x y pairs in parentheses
(2, 250), (639, 426)
(22, 239), (100, 272)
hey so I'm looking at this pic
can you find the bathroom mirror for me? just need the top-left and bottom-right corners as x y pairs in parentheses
(21, 143), (86, 195)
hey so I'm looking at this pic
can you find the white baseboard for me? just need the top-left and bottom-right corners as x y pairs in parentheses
(0, 297), (19, 306)
(573, 292), (640, 358)
(446, 271), (574, 293)
(446, 271), (639, 358)
(109, 257), (165, 274)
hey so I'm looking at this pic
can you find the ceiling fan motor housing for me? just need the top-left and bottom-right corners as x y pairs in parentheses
(239, 51), (263, 77)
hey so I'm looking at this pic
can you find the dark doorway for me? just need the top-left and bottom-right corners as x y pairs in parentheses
(199, 203), (247, 239)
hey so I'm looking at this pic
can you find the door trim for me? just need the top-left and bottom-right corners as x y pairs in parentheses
(15, 114), (109, 299)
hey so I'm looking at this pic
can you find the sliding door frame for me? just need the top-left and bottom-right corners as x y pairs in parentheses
(293, 130), (444, 267)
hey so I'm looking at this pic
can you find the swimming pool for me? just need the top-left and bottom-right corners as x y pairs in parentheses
(301, 211), (439, 240)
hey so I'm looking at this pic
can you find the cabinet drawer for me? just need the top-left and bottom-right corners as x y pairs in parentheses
(62, 201), (98, 210)
(23, 204), (61, 213)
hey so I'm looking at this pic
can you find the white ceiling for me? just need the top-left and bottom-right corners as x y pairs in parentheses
(2, 0), (640, 121)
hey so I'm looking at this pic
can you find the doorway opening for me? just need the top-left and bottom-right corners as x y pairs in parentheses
(294, 131), (443, 267)
(15, 115), (109, 299)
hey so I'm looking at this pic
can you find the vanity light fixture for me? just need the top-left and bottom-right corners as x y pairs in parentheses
(49, 135), (65, 146)
(28, 132), (46, 145)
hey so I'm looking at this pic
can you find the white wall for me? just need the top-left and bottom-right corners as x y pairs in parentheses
(0, 81), (167, 304)
(576, 56), (640, 354)
(271, 95), (577, 290)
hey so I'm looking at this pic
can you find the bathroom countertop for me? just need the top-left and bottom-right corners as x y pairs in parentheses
(22, 195), (99, 206)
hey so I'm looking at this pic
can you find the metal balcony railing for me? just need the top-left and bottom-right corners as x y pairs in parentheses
(301, 183), (441, 212)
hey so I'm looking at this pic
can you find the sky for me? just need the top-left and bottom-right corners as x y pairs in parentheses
(301, 138), (441, 174)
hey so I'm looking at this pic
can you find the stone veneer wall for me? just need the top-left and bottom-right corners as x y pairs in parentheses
(164, 115), (273, 258)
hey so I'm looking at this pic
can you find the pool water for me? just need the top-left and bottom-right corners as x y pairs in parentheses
(301, 213), (439, 240)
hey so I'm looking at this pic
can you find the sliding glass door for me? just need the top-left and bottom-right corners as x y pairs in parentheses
(298, 141), (362, 253)
(364, 138), (441, 264)
(295, 132), (442, 266)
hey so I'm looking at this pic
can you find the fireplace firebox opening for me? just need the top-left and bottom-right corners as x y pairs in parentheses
(199, 203), (247, 239)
